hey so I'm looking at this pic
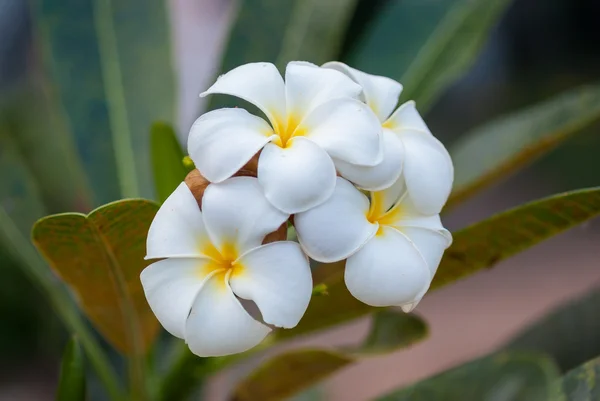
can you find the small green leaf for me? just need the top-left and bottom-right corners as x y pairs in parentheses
(151, 122), (187, 203)
(56, 337), (86, 401)
(285, 186), (600, 341)
(31, 0), (176, 201)
(505, 286), (600, 372)
(399, 0), (512, 110)
(448, 84), (600, 209)
(32, 199), (160, 354)
(375, 352), (560, 401)
(558, 356), (600, 400)
(234, 311), (427, 401)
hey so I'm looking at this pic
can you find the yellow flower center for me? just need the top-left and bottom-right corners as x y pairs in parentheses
(366, 191), (403, 236)
(199, 241), (244, 289)
(272, 114), (306, 148)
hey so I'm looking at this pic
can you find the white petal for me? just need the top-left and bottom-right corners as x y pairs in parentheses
(322, 62), (403, 122)
(345, 226), (431, 307)
(231, 242), (312, 328)
(187, 108), (277, 183)
(400, 227), (451, 277)
(294, 177), (377, 263)
(200, 62), (286, 128)
(401, 129), (454, 215)
(146, 183), (208, 259)
(284, 61), (362, 120)
(202, 177), (288, 255)
(384, 101), (430, 132)
(185, 271), (271, 357)
(401, 301), (420, 313)
(302, 98), (383, 166)
(335, 129), (404, 191)
(257, 137), (336, 214)
(140, 258), (215, 338)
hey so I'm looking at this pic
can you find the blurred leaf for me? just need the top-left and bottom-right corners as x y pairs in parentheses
(1, 79), (93, 212)
(448, 84), (600, 209)
(399, 0), (512, 110)
(32, 199), (160, 354)
(151, 122), (187, 203)
(283, 187), (600, 340)
(558, 356), (600, 400)
(347, 0), (455, 78)
(210, 0), (356, 110)
(375, 352), (559, 401)
(234, 310), (427, 401)
(56, 337), (86, 401)
(31, 0), (175, 201)
(505, 286), (600, 373)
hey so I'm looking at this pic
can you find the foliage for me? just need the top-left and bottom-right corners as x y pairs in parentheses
(0, 0), (598, 400)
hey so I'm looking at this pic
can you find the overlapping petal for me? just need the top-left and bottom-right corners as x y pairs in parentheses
(401, 129), (454, 215)
(187, 108), (277, 183)
(140, 258), (215, 338)
(202, 177), (288, 254)
(334, 129), (404, 190)
(285, 61), (362, 121)
(302, 98), (383, 166)
(200, 62), (286, 127)
(295, 178), (377, 262)
(146, 182), (209, 259)
(400, 227), (450, 277)
(257, 138), (337, 214)
(345, 226), (431, 307)
(384, 101), (430, 133)
(185, 271), (271, 357)
(322, 62), (403, 122)
(231, 242), (312, 328)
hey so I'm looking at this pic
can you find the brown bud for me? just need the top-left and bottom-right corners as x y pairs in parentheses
(184, 169), (210, 208)
(262, 222), (288, 244)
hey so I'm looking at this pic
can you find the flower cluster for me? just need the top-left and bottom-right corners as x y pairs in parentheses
(141, 61), (453, 357)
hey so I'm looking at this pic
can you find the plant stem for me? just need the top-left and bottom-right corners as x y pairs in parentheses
(0, 207), (125, 401)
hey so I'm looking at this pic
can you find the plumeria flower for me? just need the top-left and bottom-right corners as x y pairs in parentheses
(188, 61), (386, 214)
(294, 177), (452, 311)
(323, 62), (454, 215)
(140, 177), (312, 357)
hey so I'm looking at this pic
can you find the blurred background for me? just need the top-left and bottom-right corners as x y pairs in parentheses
(1, 0), (600, 399)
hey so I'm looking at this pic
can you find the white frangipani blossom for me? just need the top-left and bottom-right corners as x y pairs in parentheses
(323, 62), (454, 215)
(294, 177), (452, 310)
(188, 61), (386, 214)
(141, 177), (312, 357)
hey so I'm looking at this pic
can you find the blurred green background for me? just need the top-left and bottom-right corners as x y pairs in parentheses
(1, 0), (600, 399)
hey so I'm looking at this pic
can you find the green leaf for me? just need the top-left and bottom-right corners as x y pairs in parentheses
(56, 337), (86, 401)
(375, 352), (559, 401)
(505, 286), (600, 373)
(32, 199), (160, 355)
(448, 84), (600, 209)
(31, 0), (175, 201)
(234, 310), (427, 401)
(1, 79), (93, 212)
(151, 122), (187, 203)
(399, 0), (512, 110)
(210, 0), (356, 110)
(558, 356), (600, 400)
(285, 186), (600, 341)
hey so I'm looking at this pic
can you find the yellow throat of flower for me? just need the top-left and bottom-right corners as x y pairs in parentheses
(366, 191), (403, 235)
(272, 114), (305, 148)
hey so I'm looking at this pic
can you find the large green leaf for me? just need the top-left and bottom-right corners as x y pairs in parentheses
(375, 352), (559, 401)
(449, 84), (600, 209)
(210, 0), (356, 110)
(285, 187), (600, 340)
(32, 199), (160, 355)
(399, 0), (512, 110)
(150, 122), (187, 203)
(56, 337), (86, 401)
(32, 0), (175, 201)
(558, 356), (600, 400)
(505, 286), (600, 373)
(0, 79), (93, 213)
(234, 310), (427, 401)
